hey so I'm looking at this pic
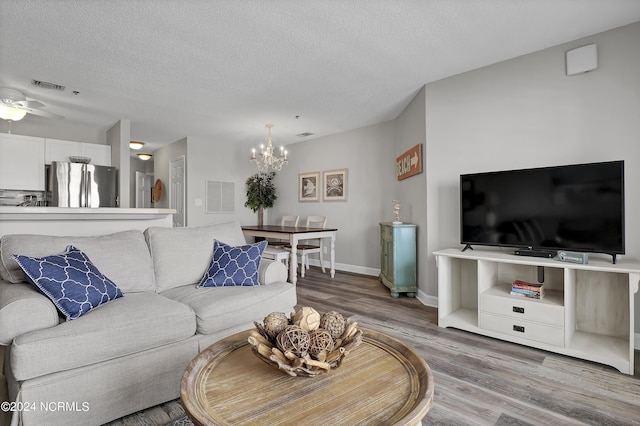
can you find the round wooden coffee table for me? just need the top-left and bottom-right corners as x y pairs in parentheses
(181, 328), (434, 425)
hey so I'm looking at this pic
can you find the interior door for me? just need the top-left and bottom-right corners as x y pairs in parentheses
(170, 155), (186, 227)
(135, 171), (153, 208)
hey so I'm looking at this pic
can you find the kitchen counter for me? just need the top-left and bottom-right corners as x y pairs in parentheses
(0, 207), (176, 220)
(0, 207), (177, 237)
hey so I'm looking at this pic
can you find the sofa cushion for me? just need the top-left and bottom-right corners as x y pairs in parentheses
(10, 291), (196, 381)
(145, 221), (248, 292)
(13, 245), (123, 320)
(198, 240), (267, 288)
(161, 281), (297, 335)
(0, 230), (155, 293)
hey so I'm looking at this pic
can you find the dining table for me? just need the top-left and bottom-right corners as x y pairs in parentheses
(241, 224), (337, 285)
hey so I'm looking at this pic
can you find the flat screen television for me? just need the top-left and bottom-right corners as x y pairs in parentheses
(460, 161), (624, 263)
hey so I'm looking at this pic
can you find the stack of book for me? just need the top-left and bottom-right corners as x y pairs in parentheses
(510, 280), (544, 299)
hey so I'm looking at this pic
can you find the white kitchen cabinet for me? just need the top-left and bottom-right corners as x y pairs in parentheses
(0, 134), (46, 190)
(81, 142), (112, 166)
(45, 138), (111, 166)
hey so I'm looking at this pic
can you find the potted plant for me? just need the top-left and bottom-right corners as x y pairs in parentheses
(244, 171), (277, 226)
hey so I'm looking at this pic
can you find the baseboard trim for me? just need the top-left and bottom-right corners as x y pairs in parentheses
(308, 259), (380, 277)
(417, 289), (438, 308)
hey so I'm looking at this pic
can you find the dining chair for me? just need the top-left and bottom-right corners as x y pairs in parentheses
(268, 215), (300, 247)
(262, 215), (300, 266)
(262, 245), (290, 266)
(286, 215), (327, 277)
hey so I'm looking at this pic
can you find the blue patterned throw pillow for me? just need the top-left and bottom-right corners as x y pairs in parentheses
(13, 245), (123, 320)
(198, 240), (267, 287)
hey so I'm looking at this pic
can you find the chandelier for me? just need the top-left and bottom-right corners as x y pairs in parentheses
(250, 124), (288, 173)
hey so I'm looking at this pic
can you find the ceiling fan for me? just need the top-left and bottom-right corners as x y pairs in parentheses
(0, 87), (64, 121)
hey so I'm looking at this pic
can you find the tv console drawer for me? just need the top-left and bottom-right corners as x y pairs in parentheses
(481, 289), (564, 327)
(480, 312), (564, 347)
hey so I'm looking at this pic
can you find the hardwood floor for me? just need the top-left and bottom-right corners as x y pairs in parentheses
(297, 268), (640, 426)
(88, 267), (640, 425)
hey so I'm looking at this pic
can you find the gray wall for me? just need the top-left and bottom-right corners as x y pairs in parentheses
(267, 87), (426, 277)
(185, 135), (259, 228)
(107, 120), (130, 207)
(153, 137), (187, 211)
(425, 22), (640, 329)
(270, 121), (398, 274)
(392, 87), (429, 301)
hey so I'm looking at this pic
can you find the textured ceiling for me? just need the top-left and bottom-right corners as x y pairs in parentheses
(1, 1), (640, 152)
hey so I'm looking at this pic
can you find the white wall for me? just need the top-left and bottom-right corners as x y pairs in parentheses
(153, 138), (187, 211)
(107, 120), (130, 207)
(270, 121), (398, 274)
(184, 135), (260, 227)
(425, 22), (640, 327)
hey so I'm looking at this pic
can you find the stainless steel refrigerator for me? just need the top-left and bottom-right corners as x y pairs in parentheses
(46, 161), (118, 207)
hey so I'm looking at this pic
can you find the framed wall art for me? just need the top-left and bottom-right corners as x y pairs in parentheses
(298, 172), (320, 202)
(323, 168), (348, 201)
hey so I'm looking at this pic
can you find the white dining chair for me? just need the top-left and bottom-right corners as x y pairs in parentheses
(268, 215), (300, 247)
(262, 245), (290, 266)
(286, 215), (327, 277)
(263, 215), (300, 266)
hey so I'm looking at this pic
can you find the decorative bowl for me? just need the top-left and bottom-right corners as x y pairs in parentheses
(68, 156), (91, 164)
(249, 307), (362, 377)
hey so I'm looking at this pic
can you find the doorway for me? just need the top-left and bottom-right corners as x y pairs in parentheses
(135, 172), (153, 208)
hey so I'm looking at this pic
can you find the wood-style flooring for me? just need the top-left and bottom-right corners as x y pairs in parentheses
(107, 267), (639, 425)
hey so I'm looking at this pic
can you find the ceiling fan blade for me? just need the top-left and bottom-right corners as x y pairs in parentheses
(0, 88), (64, 119)
(24, 108), (64, 119)
(19, 100), (45, 109)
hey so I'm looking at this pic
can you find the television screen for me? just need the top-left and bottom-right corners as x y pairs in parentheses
(460, 161), (624, 260)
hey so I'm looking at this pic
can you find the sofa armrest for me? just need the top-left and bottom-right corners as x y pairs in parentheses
(0, 281), (59, 345)
(259, 259), (288, 285)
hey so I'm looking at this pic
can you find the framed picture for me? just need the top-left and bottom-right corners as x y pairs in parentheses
(298, 172), (320, 202)
(323, 168), (348, 201)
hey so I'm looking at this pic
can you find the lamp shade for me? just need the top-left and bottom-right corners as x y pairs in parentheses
(0, 106), (27, 121)
(129, 141), (145, 150)
(137, 153), (152, 161)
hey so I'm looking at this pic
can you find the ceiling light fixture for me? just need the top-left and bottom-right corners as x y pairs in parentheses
(137, 153), (152, 161)
(0, 105), (27, 121)
(129, 141), (144, 150)
(250, 124), (288, 174)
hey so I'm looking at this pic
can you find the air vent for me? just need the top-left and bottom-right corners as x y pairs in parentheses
(31, 80), (66, 91)
(296, 132), (314, 137)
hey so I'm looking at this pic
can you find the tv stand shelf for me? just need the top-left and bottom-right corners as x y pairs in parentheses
(433, 248), (639, 375)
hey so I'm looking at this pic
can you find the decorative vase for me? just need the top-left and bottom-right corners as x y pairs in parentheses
(258, 205), (264, 226)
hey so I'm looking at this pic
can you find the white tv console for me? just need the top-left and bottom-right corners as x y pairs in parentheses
(434, 248), (639, 375)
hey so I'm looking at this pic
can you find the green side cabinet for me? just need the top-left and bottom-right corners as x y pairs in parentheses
(379, 222), (417, 298)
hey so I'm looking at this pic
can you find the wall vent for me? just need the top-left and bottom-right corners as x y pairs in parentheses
(31, 80), (66, 91)
(206, 181), (235, 213)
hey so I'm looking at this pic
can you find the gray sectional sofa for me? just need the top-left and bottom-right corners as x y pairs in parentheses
(0, 221), (297, 425)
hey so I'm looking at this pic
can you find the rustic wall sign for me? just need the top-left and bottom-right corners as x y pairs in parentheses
(396, 144), (423, 181)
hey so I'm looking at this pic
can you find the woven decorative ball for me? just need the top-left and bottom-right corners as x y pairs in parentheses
(263, 312), (289, 340)
(276, 325), (310, 356)
(308, 329), (334, 357)
(320, 310), (346, 339)
(293, 306), (320, 331)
